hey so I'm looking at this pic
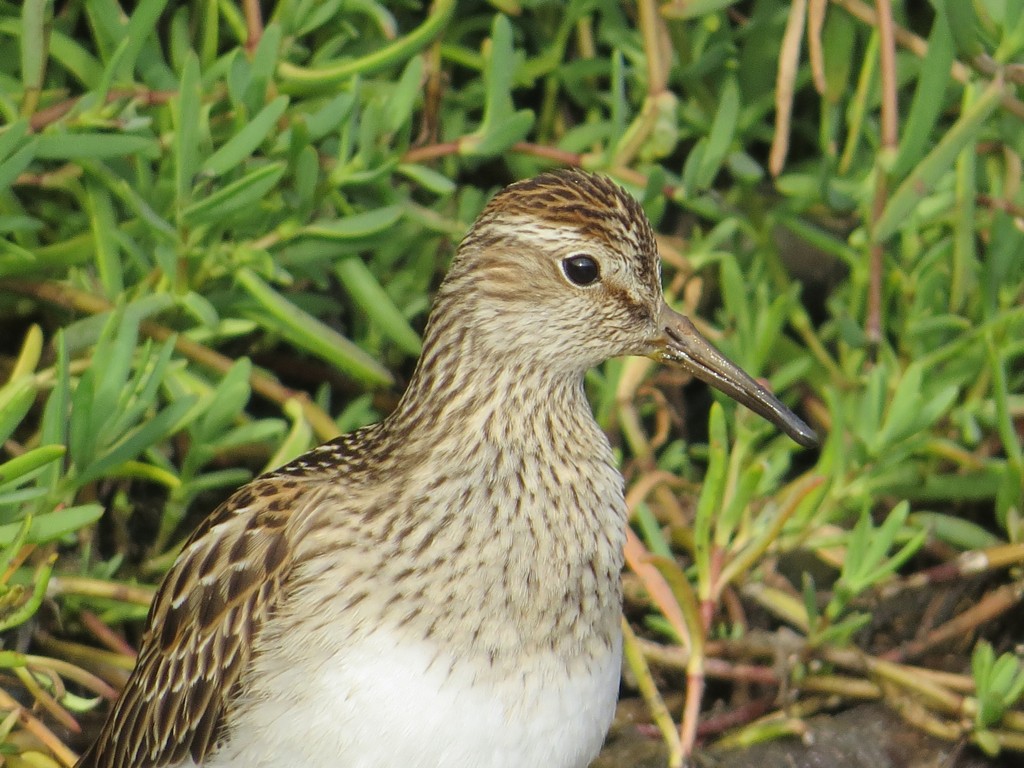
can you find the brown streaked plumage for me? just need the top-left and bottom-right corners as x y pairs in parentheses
(77, 169), (816, 768)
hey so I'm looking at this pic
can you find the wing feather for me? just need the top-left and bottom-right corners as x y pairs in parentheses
(76, 478), (305, 768)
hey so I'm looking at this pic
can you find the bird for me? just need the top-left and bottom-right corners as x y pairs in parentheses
(76, 169), (817, 768)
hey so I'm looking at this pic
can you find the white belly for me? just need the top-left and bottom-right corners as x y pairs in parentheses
(200, 628), (622, 768)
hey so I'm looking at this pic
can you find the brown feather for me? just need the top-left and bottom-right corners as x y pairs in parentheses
(74, 435), (376, 768)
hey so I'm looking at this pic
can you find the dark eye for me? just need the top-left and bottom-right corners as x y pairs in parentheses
(561, 254), (600, 286)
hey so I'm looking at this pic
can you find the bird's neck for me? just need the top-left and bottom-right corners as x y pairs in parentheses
(386, 321), (596, 454)
(381, 316), (627, 567)
(373, 324), (627, 662)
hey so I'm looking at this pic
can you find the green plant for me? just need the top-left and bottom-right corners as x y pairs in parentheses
(0, 0), (1022, 765)
(971, 641), (1024, 756)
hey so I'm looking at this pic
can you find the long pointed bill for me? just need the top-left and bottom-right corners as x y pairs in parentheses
(652, 302), (818, 449)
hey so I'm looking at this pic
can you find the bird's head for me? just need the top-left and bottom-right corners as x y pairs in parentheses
(431, 169), (817, 448)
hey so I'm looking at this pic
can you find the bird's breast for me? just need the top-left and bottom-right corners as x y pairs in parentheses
(211, 625), (622, 768)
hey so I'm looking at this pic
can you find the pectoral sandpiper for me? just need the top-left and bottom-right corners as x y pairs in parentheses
(77, 169), (816, 768)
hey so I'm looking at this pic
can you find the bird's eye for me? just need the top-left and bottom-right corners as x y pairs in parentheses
(561, 255), (601, 286)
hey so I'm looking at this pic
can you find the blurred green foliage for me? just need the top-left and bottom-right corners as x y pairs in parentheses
(0, 0), (1022, 764)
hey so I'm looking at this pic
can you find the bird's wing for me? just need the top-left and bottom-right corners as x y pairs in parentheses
(75, 476), (308, 768)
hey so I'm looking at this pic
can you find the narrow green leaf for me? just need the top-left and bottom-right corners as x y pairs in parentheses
(335, 258), (422, 356)
(973, 642), (995, 693)
(718, 461), (764, 544)
(182, 162), (286, 227)
(461, 14), (533, 157)
(844, 508), (872, 574)
(0, 120), (29, 161)
(909, 512), (999, 550)
(114, 0), (171, 82)
(634, 502), (673, 559)
(293, 144), (319, 213)
(185, 469), (252, 498)
(751, 291), (792, 374)
(0, 504), (104, 546)
(62, 295), (174, 354)
(481, 15), (517, 125)
(876, 78), (1002, 242)
(1004, 664), (1024, 708)
(40, 332), (70, 450)
(199, 0), (219, 67)
(396, 164), (456, 196)
(865, 501), (908, 570)
(822, 9), (856, 104)
(0, 446), (66, 487)
(680, 141), (707, 196)
(462, 110), (534, 157)
(916, 385), (959, 432)
(303, 91), (358, 142)
(0, 141), (36, 194)
(180, 291), (220, 328)
(20, 0), (50, 106)
(990, 323), (1024, 527)
(693, 402), (729, 591)
(718, 257), (751, 359)
(694, 76), (740, 190)
(265, 399), (313, 471)
(197, 359), (252, 440)
(941, 0), (984, 58)
(355, 99), (384, 168)
(226, 49), (252, 108)
(168, 6), (193, 73)
(853, 364), (885, 448)
(292, 0), (346, 37)
(76, 397), (197, 487)
(202, 95), (290, 177)
(951, 97), (977, 314)
(0, 516), (33, 575)
(661, 0), (740, 19)
(277, 0), (456, 93)
(236, 268), (393, 387)
(300, 206), (403, 240)
(82, 0), (123, 58)
(85, 181), (123, 296)
(68, 370), (96, 472)
(0, 379), (35, 446)
(210, 421), (284, 455)
(873, 363), (923, 451)
(245, 23), (283, 109)
(92, 316), (139, 433)
(838, 31), (879, 174)
(33, 133), (159, 160)
(0, 21), (104, 87)
(892, 6), (955, 179)
(106, 339), (178, 441)
(8, 324), (42, 381)
(384, 55), (424, 134)
(175, 52), (202, 205)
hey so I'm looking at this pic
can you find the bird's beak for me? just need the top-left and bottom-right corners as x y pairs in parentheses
(650, 302), (819, 449)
